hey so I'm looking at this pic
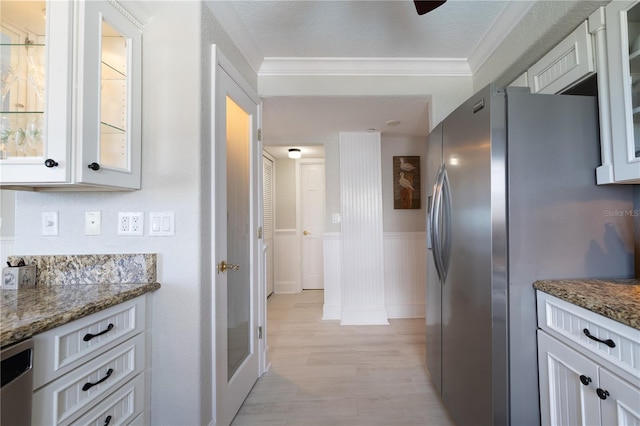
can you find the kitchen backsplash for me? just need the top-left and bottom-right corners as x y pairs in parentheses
(6, 253), (156, 286)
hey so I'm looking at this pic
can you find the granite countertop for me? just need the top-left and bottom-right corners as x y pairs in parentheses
(533, 279), (640, 330)
(2, 253), (160, 348)
(1, 282), (160, 348)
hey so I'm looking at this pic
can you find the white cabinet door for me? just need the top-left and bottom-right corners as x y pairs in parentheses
(538, 331), (601, 426)
(599, 368), (640, 425)
(0, 0), (73, 185)
(0, 0), (144, 190)
(75, 0), (142, 189)
(604, 0), (640, 183)
(528, 21), (595, 94)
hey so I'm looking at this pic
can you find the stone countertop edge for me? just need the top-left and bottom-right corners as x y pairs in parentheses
(1, 282), (161, 348)
(533, 279), (640, 331)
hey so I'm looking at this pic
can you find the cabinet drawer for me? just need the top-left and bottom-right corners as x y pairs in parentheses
(32, 332), (145, 426)
(69, 373), (145, 426)
(537, 292), (640, 385)
(33, 296), (146, 389)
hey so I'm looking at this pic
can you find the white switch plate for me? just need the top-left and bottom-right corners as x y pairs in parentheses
(149, 212), (175, 236)
(85, 211), (101, 236)
(118, 212), (144, 236)
(42, 211), (59, 236)
(331, 213), (341, 224)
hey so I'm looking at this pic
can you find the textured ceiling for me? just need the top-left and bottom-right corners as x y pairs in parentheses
(209, 0), (533, 157)
(227, 0), (509, 59)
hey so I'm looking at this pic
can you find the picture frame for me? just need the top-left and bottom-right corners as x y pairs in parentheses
(393, 156), (420, 209)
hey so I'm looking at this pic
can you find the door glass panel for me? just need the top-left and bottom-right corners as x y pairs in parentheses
(0, 1), (46, 160)
(226, 95), (251, 380)
(100, 20), (128, 170)
(627, 3), (640, 159)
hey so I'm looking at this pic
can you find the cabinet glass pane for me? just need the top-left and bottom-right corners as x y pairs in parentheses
(628, 3), (640, 159)
(100, 20), (128, 170)
(0, 1), (46, 160)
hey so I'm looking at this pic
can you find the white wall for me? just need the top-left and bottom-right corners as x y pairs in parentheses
(11, 2), (258, 424)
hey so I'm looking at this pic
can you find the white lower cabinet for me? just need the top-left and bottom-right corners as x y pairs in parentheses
(537, 292), (640, 426)
(32, 295), (150, 426)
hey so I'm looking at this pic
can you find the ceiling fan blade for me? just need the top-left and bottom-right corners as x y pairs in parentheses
(414, 0), (447, 15)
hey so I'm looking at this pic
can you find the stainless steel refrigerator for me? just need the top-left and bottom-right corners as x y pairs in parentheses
(426, 84), (634, 426)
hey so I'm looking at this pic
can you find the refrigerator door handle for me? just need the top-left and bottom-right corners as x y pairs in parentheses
(431, 165), (446, 283)
(441, 168), (452, 281)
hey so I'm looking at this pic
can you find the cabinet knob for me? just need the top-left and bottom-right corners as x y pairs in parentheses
(88, 162), (100, 171)
(596, 388), (610, 400)
(579, 375), (592, 386)
(44, 159), (59, 168)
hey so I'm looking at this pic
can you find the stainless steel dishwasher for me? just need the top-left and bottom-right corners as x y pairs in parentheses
(1, 339), (34, 425)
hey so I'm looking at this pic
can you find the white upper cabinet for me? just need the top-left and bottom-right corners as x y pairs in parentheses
(601, 0), (640, 184)
(0, 1), (148, 190)
(528, 21), (595, 94)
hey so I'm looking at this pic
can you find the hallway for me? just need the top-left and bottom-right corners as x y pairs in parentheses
(230, 290), (455, 426)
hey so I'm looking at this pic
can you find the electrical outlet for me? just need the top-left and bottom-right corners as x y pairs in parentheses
(118, 212), (144, 236)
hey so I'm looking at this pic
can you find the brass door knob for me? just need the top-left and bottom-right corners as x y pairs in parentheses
(303, 230), (310, 236)
(217, 260), (240, 274)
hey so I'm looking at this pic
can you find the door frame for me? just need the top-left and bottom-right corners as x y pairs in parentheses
(210, 45), (267, 425)
(295, 157), (325, 292)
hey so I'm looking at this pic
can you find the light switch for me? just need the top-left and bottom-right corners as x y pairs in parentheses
(42, 212), (59, 236)
(331, 213), (341, 224)
(149, 212), (174, 236)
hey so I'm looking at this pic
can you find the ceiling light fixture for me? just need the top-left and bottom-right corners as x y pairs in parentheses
(288, 148), (301, 159)
(385, 120), (400, 126)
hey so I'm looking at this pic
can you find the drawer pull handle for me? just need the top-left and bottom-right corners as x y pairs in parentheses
(596, 388), (610, 400)
(579, 375), (592, 386)
(82, 368), (113, 391)
(583, 328), (616, 348)
(104, 415), (112, 426)
(83, 323), (114, 342)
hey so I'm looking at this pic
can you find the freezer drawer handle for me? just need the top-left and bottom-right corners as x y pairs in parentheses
(82, 368), (113, 391)
(83, 323), (114, 342)
(582, 328), (616, 348)
(579, 375), (592, 386)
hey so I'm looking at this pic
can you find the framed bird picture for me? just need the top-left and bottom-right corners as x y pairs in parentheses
(393, 156), (421, 209)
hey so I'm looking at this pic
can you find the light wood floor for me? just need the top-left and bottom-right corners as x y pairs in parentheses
(230, 290), (455, 426)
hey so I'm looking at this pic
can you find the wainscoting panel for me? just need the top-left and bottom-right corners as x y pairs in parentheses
(274, 229), (299, 294)
(322, 233), (341, 320)
(384, 232), (426, 318)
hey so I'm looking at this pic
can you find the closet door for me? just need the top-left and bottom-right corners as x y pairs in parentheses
(263, 154), (274, 296)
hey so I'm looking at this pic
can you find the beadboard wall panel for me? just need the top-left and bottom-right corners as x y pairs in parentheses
(322, 233), (342, 320)
(384, 232), (426, 318)
(339, 132), (388, 325)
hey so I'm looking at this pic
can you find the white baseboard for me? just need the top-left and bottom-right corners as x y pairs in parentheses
(274, 281), (298, 294)
(387, 303), (425, 319)
(340, 309), (389, 325)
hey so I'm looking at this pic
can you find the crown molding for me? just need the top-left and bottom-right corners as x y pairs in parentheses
(467, 0), (535, 73)
(259, 57), (472, 77)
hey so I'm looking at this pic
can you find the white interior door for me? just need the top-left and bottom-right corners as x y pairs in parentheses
(300, 162), (325, 289)
(213, 49), (260, 426)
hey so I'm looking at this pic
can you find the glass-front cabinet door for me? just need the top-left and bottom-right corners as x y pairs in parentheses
(0, 0), (143, 190)
(606, 0), (640, 183)
(76, 0), (141, 189)
(0, 1), (73, 184)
